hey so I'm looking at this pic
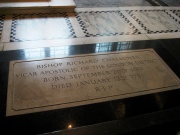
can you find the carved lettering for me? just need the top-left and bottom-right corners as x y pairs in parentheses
(37, 63), (62, 69)
(15, 72), (37, 77)
(7, 50), (180, 116)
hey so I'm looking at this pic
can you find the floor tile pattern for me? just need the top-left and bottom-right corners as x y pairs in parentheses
(161, 0), (180, 6)
(75, 11), (141, 37)
(0, 15), (5, 40)
(172, 10), (180, 18)
(10, 13), (76, 42)
(74, 0), (151, 7)
(127, 10), (180, 34)
(2, 7), (180, 50)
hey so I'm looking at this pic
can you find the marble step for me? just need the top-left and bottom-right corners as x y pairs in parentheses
(0, 0), (76, 14)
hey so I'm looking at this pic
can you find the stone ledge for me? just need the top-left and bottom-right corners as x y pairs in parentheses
(0, 0), (76, 14)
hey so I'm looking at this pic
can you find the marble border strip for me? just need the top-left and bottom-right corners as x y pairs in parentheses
(82, 34), (149, 44)
(3, 34), (150, 51)
(75, 8), (120, 12)
(127, 10), (180, 34)
(10, 13), (77, 42)
(0, 0), (49, 8)
(120, 11), (147, 34)
(167, 10), (180, 22)
(172, 10), (180, 18)
(1, 15), (12, 43)
(0, 15), (5, 43)
(3, 38), (84, 51)
(0, 0), (75, 8)
(75, 10), (141, 37)
(146, 32), (180, 40)
(119, 6), (180, 11)
(68, 12), (85, 38)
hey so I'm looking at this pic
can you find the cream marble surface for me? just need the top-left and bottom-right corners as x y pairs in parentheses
(173, 10), (180, 18)
(68, 13), (85, 38)
(82, 34), (149, 44)
(120, 10), (147, 34)
(49, 0), (76, 7)
(4, 38), (84, 51)
(119, 6), (180, 11)
(161, 0), (180, 6)
(82, 36), (117, 44)
(128, 10), (180, 33)
(1, 7), (180, 51)
(10, 13), (77, 42)
(0, 15), (5, 42)
(115, 34), (149, 41)
(74, 0), (151, 8)
(76, 11), (140, 37)
(117, 0), (151, 6)
(3, 34), (151, 51)
(0, 0), (76, 8)
(75, 7), (120, 12)
(146, 32), (180, 40)
(166, 10), (180, 24)
(1, 15), (12, 43)
(0, 0), (49, 8)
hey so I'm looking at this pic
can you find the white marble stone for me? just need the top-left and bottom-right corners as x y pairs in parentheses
(75, 7), (120, 12)
(68, 13), (85, 38)
(173, 10), (180, 18)
(82, 36), (117, 44)
(161, 0), (180, 6)
(49, 0), (76, 7)
(120, 10), (147, 34)
(0, 0), (49, 8)
(115, 34), (149, 41)
(4, 38), (84, 51)
(119, 6), (180, 11)
(10, 13), (77, 42)
(76, 11), (140, 38)
(128, 10), (180, 33)
(117, 0), (151, 6)
(146, 32), (180, 40)
(82, 34), (149, 44)
(74, 0), (151, 7)
(0, 15), (5, 42)
(1, 15), (12, 43)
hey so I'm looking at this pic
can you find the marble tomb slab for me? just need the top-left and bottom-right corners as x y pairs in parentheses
(6, 49), (180, 116)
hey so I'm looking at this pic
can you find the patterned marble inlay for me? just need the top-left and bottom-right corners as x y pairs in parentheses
(172, 10), (180, 18)
(161, 0), (180, 6)
(0, 15), (5, 40)
(127, 10), (180, 34)
(76, 11), (140, 37)
(10, 13), (76, 42)
(74, 0), (151, 7)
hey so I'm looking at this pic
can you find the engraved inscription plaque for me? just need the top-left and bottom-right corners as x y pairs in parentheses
(6, 49), (180, 116)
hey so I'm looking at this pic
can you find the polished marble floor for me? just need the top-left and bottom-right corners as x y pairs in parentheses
(161, 0), (180, 6)
(0, 15), (5, 40)
(10, 13), (76, 42)
(0, 1), (180, 135)
(0, 39), (180, 135)
(74, 0), (152, 7)
(0, 7), (179, 51)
